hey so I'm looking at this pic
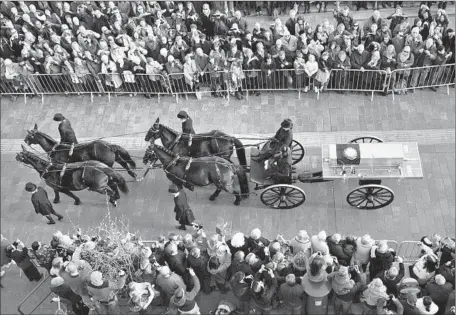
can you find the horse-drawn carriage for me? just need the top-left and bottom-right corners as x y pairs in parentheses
(250, 136), (424, 210)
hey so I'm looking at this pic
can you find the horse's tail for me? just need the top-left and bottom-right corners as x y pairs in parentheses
(111, 144), (136, 169)
(233, 138), (247, 169)
(235, 165), (250, 199)
(107, 170), (129, 194)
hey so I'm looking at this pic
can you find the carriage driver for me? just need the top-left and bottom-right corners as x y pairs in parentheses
(53, 113), (78, 145)
(257, 118), (293, 163)
(265, 145), (293, 184)
(177, 110), (196, 147)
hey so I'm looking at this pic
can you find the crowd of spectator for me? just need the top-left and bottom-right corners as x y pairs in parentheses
(1, 227), (455, 315)
(0, 1), (455, 101)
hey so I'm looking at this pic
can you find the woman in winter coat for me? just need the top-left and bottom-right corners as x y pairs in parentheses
(301, 252), (332, 315)
(363, 50), (384, 93)
(226, 233), (250, 259)
(315, 51), (331, 92)
(332, 50), (351, 92)
(394, 45), (415, 94)
(411, 253), (439, 286)
(361, 278), (389, 315)
(207, 244), (231, 292)
(381, 44), (397, 94)
(328, 265), (366, 315)
(327, 234), (353, 266)
(250, 266), (278, 315)
(369, 241), (395, 282)
(352, 235), (376, 272)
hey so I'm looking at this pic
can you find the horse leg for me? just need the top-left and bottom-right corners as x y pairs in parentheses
(209, 188), (222, 201)
(53, 190), (60, 204)
(93, 187), (117, 207)
(60, 189), (81, 205)
(224, 186), (241, 206)
(116, 158), (137, 179)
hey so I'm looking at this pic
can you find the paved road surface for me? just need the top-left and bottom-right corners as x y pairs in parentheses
(1, 87), (454, 314)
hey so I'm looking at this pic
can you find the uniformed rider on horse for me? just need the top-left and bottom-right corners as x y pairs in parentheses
(177, 110), (195, 147)
(53, 113), (78, 145)
(257, 118), (293, 163)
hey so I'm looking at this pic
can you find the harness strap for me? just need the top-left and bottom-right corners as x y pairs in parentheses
(183, 157), (193, 180)
(168, 134), (182, 151)
(82, 162), (87, 185)
(165, 155), (181, 171)
(59, 163), (67, 183)
(51, 144), (58, 153)
(188, 134), (193, 147)
(69, 143), (75, 157)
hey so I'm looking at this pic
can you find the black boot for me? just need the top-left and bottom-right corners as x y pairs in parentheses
(46, 216), (56, 225)
(176, 225), (186, 230)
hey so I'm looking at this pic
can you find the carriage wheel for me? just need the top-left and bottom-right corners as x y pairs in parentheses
(291, 140), (305, 165)
(348, 136), (384, 143)
(346, 185), (394, 210)
(260, 184), (306, 209)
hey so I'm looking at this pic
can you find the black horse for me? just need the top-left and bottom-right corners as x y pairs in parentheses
(143, 143), (249, 205)
(144, 118), (247, 168)
(24, 124), (137, 179)
(16, 145), (129, 206)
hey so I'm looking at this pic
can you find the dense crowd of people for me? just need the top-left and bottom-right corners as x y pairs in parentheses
(0, 1), (454, 100)
(1, 227), (455, 315)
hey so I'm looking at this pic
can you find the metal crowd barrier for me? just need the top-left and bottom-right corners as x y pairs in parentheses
(242, 69), (320, 100)
(326, 68), (389, 101)
(17, 275), (53, 315)
(389, 63), (455, 100)
(166, 70), (231, 103)
(97, 72), (170, 102)
(396, 240), (424, 263)
(1, 65), (454, 103)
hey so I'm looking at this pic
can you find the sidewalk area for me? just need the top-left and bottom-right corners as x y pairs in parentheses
(243, 2), (455, 30)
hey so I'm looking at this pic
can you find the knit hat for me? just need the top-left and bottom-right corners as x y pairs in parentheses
(90, 271), (104, 286)
(25, 182), (36, 192)
(50, 277), (64, 288)
(318, 230), (327, 241)
(332, 266), (354, 295)
(364, 278), (388, 306)
(53, 113), (65, 121)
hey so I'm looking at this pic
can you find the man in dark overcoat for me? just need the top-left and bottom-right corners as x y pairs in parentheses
(25, 182), (63, 224)
(169, 184), (194, 231)
(257, 119), (294, 163)
(53, 113), (78, 145)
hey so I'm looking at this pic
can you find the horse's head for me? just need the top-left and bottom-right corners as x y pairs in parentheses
(145, 118), (161, 142)
(24, 124), (39, 146)
(143, 144), (157, 165)
(16, 144), (33, 164)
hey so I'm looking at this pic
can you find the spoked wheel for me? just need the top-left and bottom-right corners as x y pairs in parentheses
(346, 184), (394, 210)
(349, 136), (384, 143)
(291, 140), (305, 165)
(260, 184), (306, 209)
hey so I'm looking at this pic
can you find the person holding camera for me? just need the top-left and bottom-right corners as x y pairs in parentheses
(86, 269), (127, 315)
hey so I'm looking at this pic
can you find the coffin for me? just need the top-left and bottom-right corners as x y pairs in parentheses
(327, 143), (404, 167)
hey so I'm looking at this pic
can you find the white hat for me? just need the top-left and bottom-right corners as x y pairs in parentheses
(90, 271), (103, 286)
(250, 229), (261, 240)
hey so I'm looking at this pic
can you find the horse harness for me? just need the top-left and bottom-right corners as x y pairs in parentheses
(163, 154), (194, 185)
(49, 143), (75, 159)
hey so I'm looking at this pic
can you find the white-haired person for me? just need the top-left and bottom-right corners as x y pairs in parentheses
(128, 281), (160, 314)
(369, 240), (396, 282)
(227, 232), (250, 258)
(360, 278), (389, 315)
(311, 230), (334, 266)
(352, 234), (376, 272)
(424, 274), (453, 315)
(247, 228), (271, 260)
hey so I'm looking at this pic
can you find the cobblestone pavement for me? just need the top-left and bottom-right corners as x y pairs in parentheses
(1, 88), (455, 314)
